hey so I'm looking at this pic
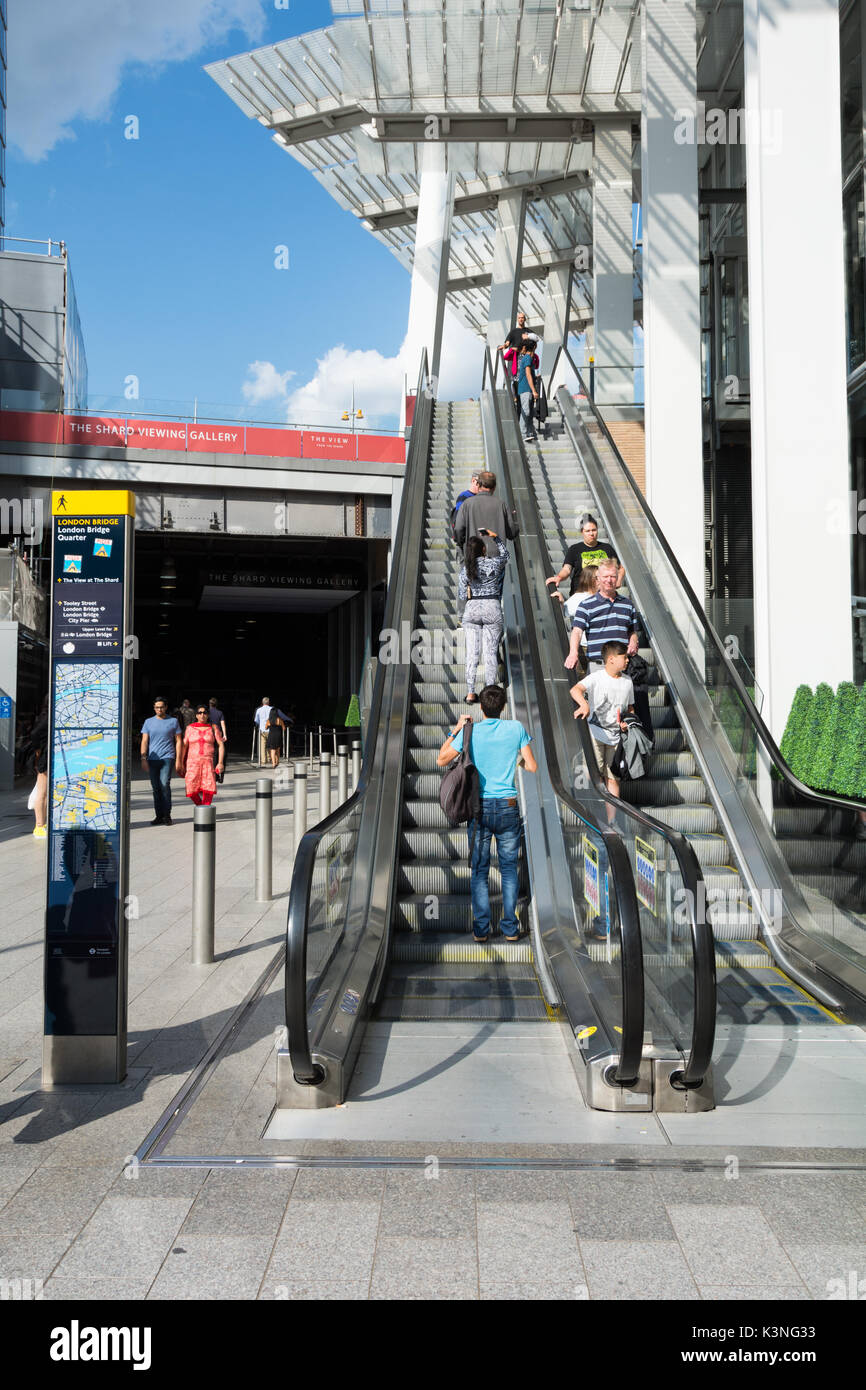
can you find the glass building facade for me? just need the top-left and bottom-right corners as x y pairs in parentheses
(0, 0), (6, 239)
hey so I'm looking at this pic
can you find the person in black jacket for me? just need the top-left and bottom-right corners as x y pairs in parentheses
(25, 696), (49, 840)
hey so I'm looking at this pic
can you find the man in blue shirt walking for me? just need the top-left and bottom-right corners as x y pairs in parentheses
(140, 698), (182, 826)
(437, 685), (537, 942)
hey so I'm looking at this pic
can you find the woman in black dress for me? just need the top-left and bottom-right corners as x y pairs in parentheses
(265, 711), (285, 768)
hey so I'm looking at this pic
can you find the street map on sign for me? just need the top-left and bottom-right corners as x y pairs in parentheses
(51, 664), (120, 831)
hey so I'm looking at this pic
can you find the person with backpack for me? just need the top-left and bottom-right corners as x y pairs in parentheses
(459, 529), (508, 703)
(453, 470), (519, 557)
(449, 472), (481, 544)
(437, 684), (537, 942)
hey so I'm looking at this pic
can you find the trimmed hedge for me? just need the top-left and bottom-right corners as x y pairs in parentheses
(779, 681), (866, 797)
(779, 684), (813, 782)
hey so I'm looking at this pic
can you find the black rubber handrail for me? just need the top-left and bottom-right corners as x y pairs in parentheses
(557, 345), (866, 820)
(488, 347), (715, 1088)
(483, 347), (645, 1088)
(284, 353), (433, 1084)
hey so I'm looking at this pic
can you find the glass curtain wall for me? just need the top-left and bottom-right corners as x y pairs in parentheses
(841, 0), (866, 680)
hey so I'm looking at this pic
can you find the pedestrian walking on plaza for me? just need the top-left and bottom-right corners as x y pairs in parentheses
(437, 684), (537, 942)
(140, 697), (183, 825)
(176, 698), (196, 730)
(208, 697), (227, 743)
(564, 559), (640, 675)
(454, 470), (519, 557)
(25, 696), (49, 840)
(265, 709), (286, 768)
(181, 704), (225, 807)
(460, 530), (508, 703)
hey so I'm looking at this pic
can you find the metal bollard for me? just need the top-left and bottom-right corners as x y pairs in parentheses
(318, 724), (323, 758)
(319, 751), (331, 820)
(332, 728), (338, 756)
(308, 730), (313, 771)
(293, 761), (308, 858)
(191, 805), (216, 964)
(351, 739), (361, 791)
(255, 777), (272, 902)
(337, 745), (349, 805)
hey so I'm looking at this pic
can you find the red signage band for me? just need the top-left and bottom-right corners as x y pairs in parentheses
(0, 410), (405, 465)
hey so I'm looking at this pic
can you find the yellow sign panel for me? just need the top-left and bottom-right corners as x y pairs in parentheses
(52, 490), (136, 517)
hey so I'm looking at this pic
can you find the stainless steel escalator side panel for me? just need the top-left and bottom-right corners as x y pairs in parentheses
(556, 387), (866, 1015)
(279, 367), (434, 1108)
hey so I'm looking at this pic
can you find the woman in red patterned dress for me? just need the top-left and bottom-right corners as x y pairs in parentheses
(181, 704), (225, 805)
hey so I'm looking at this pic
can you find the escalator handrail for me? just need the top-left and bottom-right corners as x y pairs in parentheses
(488, 351), (715, 1088)
(558, 346), (866, 818)
(482, 347), (644, 1088)
(284, 352), (433, 1084)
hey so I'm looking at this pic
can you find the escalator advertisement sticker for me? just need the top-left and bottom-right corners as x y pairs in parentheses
(635, 837), (656, 916)
(582, 836), (600, 917)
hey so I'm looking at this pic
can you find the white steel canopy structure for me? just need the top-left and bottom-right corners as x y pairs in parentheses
(205, 1), (648, 344)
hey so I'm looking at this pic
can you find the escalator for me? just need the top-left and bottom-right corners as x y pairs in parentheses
(278, 354), (717, 1116)
(532, 354), (866, 1026)
(378, 398), (542, 1022)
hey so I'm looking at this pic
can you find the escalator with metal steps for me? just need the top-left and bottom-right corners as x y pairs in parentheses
(377, 400), (546, 1023)
(280, 361), (663, 1112)
(529, 366), (866, 1022)
(522, 424), (780, 1020)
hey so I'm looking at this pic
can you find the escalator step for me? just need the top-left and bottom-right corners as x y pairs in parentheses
(376, 996), (552, 1021)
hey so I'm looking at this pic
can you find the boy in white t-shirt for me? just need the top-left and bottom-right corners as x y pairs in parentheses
(570, 640), (635, 797)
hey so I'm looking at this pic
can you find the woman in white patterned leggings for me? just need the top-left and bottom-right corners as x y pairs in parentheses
(459, 530), (509, 703)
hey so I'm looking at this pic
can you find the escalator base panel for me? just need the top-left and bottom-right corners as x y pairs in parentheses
(392, 937), (534, 964)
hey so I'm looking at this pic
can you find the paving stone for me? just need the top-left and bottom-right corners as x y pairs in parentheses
(378, 1170), (476, 1238)
(0, 1233), (73, 1280)
(42, 1276), (154, 1300)
(751, 1175), (866, 1244)
(476, 1199), (584, 1288)
(0, 1164), (117, 1238)
(372, 1235), (477, 1293)
(147, 1235), (275, 1299)
(667, 1204), (803, 1286)
(267, 1198), (381, 1282)
(53, 1197), (193, 1282)
(563, 1171), (674, 1239)
(699, 1285), (810, 1300)
(579, 1239), (700, 1300)
(107, 1166), (211, 1198)
(258, 1280), (369, 1300)
(182, 1169), (296, 1236)
(781, 1243), (866, 1298)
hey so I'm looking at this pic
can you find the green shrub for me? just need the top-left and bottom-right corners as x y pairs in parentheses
(345, 694), (361, 728)
(779, 684), (813, 780)
(835, 683), (866, 798)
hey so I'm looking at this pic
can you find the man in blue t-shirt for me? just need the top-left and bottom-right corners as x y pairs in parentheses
(437, 684), (537, 942)
(140, 698), (182, 826)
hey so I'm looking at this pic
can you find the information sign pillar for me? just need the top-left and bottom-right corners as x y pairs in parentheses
(43, 490), (135, 1085)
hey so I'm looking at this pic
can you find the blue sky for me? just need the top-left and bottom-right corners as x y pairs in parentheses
(6, 1), (473, 426)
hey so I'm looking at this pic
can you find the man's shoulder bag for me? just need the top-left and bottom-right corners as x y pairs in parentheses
(439, 720), (481, 833)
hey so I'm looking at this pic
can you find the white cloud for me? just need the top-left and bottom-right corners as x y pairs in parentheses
(241, 360), (296, 405)
(272, 311), (485, 428)
(7, 0), (267, 160)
